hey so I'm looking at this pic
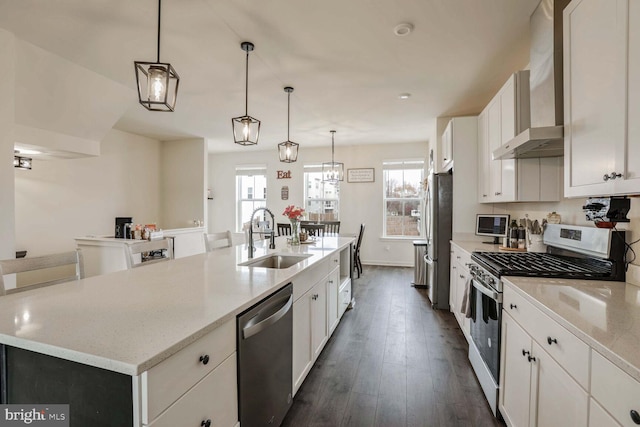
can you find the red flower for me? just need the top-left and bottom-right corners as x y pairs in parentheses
(283, 205), (305, 220)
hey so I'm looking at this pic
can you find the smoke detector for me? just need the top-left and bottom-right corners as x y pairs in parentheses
(394, 23), (414, 36)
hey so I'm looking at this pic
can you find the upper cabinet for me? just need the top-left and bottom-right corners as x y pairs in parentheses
(441, 120), (454, 172)
(478, 73), (562, 204)
(564, 0), (640, 197)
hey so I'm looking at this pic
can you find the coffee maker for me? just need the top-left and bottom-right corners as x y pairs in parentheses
(115, 217), (132, 239)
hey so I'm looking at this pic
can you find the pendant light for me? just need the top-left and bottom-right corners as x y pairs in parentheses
(134, 0), (180, 112)
(232, 42), (261, 146)
(278, 86), (299, 163)
(14, 152), (32, 170)
(322, 130), (344, 183)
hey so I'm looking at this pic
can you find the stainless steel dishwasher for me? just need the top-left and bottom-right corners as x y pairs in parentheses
(237, 283), (293, 426)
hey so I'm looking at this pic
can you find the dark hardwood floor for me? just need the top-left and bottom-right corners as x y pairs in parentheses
(282, 265), (504, 427)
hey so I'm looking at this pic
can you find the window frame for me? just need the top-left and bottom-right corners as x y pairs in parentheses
(236, 165), (267, 232)
(303, 164), (340, 222)
(382, 159), (425, 239)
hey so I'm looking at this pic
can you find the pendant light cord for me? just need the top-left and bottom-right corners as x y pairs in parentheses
(331, 131), (336, 163)
(156, 0), (162, 63)
(245, 50), (249, 116)
(287, 91), (291, 140)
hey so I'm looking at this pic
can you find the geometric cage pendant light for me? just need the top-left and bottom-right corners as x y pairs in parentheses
(134, 0), (180, 112)
(322, 130), (344, 183)
(278, 86), (299, 162)
(232, 42), (261, 146)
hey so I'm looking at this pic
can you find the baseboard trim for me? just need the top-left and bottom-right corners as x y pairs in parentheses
(361, 260), (413, 268)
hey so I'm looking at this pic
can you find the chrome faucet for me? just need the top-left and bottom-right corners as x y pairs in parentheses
(248, 207), (276, 257)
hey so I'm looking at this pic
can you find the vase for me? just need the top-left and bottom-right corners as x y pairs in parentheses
(290, 220), (300, 245)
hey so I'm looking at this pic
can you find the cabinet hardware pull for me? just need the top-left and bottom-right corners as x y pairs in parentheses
(522, 349), (530, 357)
(329, 280), (334, 284)
(201, 419), (212, 427)
(527, 355), (536, 363)
(510, 304), (517, 310)
(452, 266), (457, 270)
(604, 172), (623, 181)
(459, 274), (464, 279)
(199, 355), (210, 365)
(630, 409), (640, 424)
(547, 337), (558, 345)
(334, 259), (338, 263)
(483, 194), (487, 197)
(495, 192), (502, 196)
(312, 294), (319, 300)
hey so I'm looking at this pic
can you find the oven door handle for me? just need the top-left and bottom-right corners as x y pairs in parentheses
(471, 279), (502, 303)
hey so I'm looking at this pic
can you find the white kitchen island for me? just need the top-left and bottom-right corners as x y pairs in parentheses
(0, 235), (354, 427)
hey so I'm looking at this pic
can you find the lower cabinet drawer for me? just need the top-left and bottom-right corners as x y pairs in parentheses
(142, 319), (236, 424)
(589, 398), (621, 427)
(147, 354), (238, 427)
(339, 281), (351, 317)
(503, 283), (589, 389)
(591, 350), (640, 427)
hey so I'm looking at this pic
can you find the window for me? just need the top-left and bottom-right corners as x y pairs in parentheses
(304, 165), (339, 221)
(236, 165), (267, 232)
(383, 160), (424, 237)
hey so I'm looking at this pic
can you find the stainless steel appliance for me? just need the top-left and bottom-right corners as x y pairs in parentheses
(467, 224), (626, 417)
(424, 172), (452, 309)
(237, 283), (293, 426)
(412, 240), (428, 287)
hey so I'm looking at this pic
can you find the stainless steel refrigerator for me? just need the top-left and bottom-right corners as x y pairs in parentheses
(424, 171), (452, 310)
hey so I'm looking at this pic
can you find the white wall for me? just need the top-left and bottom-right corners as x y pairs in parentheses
(208, 141), (428, 267)
(160, 138), (207, 229)
(0, 29), (16, 266)
(14, 129), (162, 256)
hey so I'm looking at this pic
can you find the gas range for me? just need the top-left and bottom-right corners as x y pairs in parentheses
(471, 224), (626, 288)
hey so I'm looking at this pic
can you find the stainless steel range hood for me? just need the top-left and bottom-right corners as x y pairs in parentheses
(493, 0), (570, 160)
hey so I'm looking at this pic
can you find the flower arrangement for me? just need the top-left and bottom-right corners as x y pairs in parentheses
(282, 205), (305, 221)
(283, 205), (305, 245)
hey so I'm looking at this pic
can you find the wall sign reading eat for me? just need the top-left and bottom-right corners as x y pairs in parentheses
(277, 170), (292, 179)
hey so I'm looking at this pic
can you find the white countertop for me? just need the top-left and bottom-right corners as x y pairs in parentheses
(451, 239), (640, 382)
(0, 236), (353, 376)
(504, 276), (640, 382)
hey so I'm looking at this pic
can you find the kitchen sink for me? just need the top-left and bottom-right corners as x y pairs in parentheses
(239, 254), (311, 269)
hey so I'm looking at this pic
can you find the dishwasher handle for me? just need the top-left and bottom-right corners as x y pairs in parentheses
(242, 294), (293, 339)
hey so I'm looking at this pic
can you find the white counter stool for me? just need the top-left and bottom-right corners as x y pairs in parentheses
(125, 239), (173, 269)
(0, 250), (85, 296)
(204, 231), (233, 251)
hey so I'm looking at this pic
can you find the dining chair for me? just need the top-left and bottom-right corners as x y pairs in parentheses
(204, 231), (233, 251)
(354, 223), (365, 278)
(301, 223), (325, 237)
(0, 249), (85, 296)
(321, 221), (341, 235)
(277, 223), (292, 236)
(125, 238), (174, 269)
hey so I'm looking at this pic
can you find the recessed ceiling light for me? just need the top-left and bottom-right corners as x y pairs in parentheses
(398, 93), (411, 99)
(394, 23), (414, 37)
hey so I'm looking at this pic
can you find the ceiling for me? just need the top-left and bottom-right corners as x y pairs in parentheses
(0, 0), (540, 154)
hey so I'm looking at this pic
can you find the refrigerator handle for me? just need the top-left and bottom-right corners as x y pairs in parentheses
(424, 254), (433, 265)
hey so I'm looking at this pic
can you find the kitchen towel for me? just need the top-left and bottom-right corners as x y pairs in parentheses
(460, 276), (473, 318)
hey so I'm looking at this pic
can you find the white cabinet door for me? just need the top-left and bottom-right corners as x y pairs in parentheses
(532, 342), (588, 427)
(449, 251), (457, 315)
(292, 293), (312, 394)
(564, 0), (626, 197)
(454, 262), (470, 339)
(311, 279), (328, 361)
(441, 120), (453, 171)
(616, 0), (640, 195)
(328, 266), (340, 335)
(500, 313), (533, 427)
(589, 398), (621, 427)
(487, 96), (503, 202)
(477, 108), (490, 202)
(498, 77), (517, 201)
